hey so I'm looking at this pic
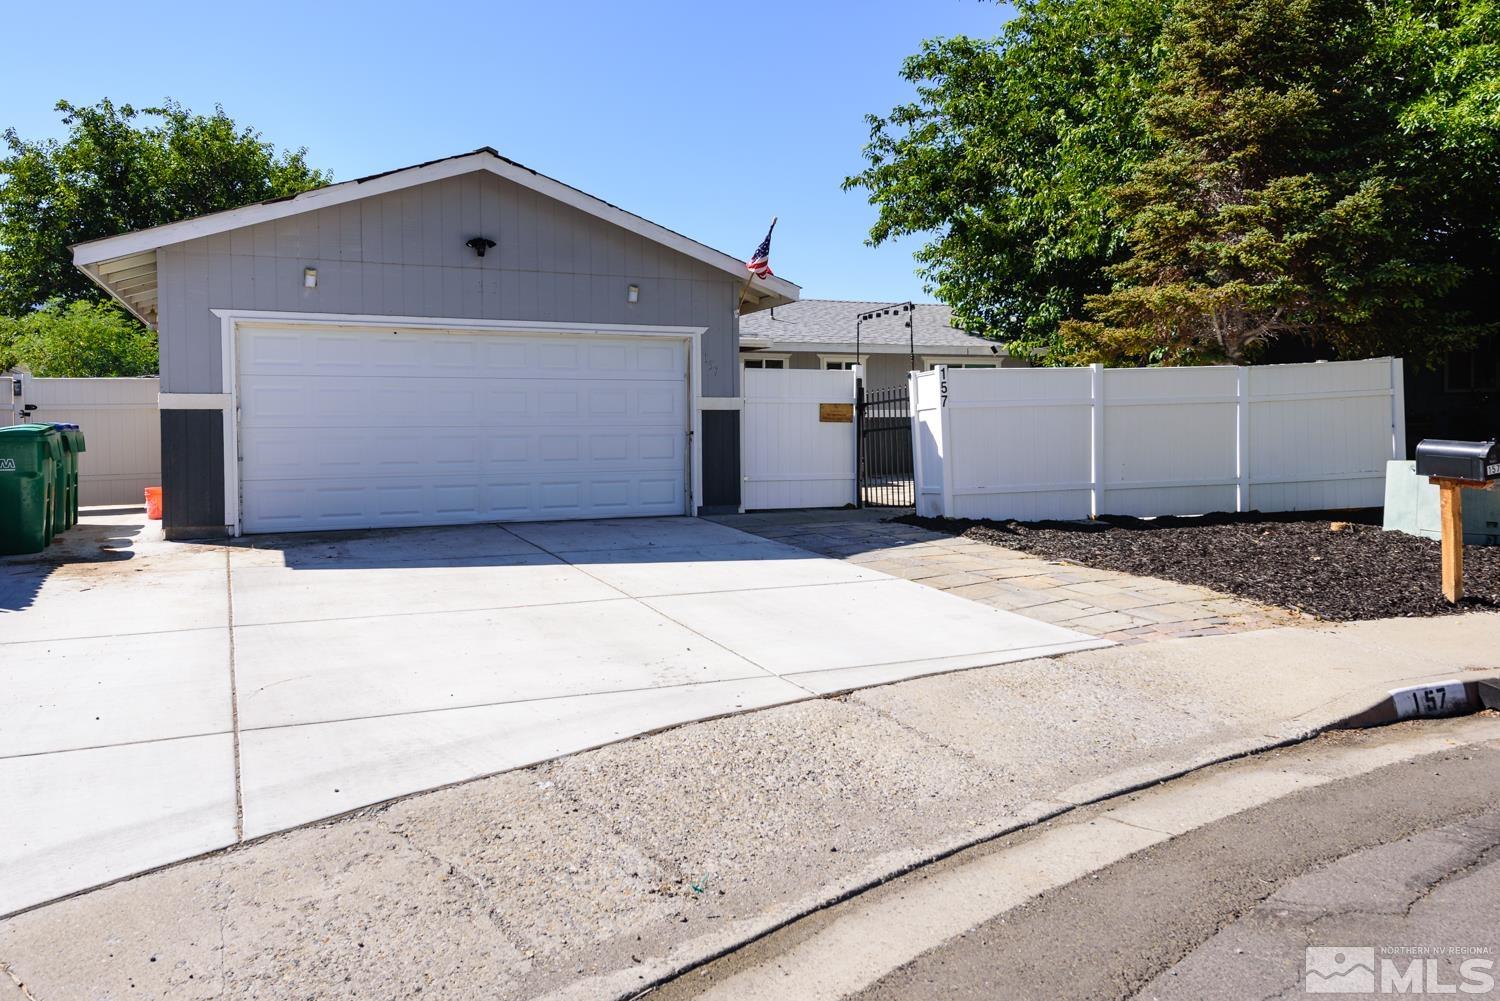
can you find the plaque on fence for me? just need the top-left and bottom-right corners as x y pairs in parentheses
(819, 403), (854, 423)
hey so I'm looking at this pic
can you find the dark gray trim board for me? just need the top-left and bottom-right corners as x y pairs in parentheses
(160, 409), (226, 539)
(700, 410), (741, 512)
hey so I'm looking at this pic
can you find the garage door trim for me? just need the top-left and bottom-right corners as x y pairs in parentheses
(213, 309), (707, 536)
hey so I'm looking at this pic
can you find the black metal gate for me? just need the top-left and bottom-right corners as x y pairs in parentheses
(857, 382), (914, 508)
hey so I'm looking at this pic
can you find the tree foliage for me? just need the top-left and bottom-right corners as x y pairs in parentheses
(849, 0), (1500, 367)
(0, 98), (330, 315)
(0, 300), (157, 377)
(845, 0), (1167, 360)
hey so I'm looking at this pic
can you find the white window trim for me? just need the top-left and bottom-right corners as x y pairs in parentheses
(817, 353), (864, 370)
(211, 309), (706, 537)
(741, 352), (791, 368)
(921, 355), (1001, 369)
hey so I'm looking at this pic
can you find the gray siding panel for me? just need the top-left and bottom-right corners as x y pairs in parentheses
(156, 171), (741, 397)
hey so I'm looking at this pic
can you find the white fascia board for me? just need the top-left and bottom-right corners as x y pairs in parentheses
(71, 152), (802, 302)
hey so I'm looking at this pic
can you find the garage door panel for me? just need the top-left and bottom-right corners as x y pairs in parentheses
(243, 380), (685, 430)
(238, 325), (688, 533)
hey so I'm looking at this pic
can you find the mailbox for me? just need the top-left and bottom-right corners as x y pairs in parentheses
(1414, 439), (1500, 484)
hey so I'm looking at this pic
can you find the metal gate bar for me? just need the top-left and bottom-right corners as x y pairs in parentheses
(857, 382), (914, 508)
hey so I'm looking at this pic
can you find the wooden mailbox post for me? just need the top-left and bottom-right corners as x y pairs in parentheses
(1415, 439), (1500, 603)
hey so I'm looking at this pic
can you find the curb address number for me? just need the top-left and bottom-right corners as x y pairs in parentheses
(1389, 680), (1469, 719)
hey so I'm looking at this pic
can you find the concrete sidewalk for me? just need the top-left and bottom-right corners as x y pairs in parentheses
(3, 610), (1497, 1001)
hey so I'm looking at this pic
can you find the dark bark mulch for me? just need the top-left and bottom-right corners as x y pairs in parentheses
(897, 509), (1500, 621)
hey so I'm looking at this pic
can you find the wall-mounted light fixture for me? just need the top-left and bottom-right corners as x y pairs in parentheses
(465, 236), (496, 258)
(627, 284), (640, 304)
(303, 267), (317, 288)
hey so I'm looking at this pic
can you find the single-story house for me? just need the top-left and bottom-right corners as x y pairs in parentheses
(738, 299), (1022, 389)
(71, 148), (800, 538)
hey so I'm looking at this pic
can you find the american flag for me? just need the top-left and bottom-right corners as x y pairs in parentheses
(746, 218), (776, 279)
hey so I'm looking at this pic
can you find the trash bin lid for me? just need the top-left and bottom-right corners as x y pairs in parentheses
(0, 423), (63, 458)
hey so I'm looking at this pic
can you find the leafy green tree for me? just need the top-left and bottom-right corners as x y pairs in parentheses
(844, 0), (1167, 360)
(0, 99), (330, 314)
(0, 300), (157, 377)
(1066, 0), (1491, 365)
(853, 0), (1499, 367)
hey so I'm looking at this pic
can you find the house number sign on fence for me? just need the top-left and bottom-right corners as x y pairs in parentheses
(819, 403), (854, 423)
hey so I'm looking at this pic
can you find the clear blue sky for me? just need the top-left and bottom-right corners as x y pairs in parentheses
(1, 1), (1012, 302)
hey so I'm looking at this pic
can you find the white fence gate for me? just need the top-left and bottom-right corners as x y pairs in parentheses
(741, 368), (857, 510)
(913, 358), (1404, 520)
(1, 376), (161, 506)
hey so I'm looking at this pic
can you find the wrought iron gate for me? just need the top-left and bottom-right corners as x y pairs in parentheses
(857, 382), (914, 508)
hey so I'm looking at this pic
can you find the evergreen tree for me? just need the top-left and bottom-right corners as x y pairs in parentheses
(1061, 0), (1473, 364)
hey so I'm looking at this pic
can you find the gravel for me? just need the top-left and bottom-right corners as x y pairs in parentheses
(897, 510), (1500, 621)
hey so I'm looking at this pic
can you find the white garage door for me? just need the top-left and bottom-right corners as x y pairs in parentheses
(236, 324), (689, 534)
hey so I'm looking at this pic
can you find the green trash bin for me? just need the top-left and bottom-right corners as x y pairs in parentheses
(0, 423), (62, 554)
(42, 424), (68, 536)
(52, 423), (85, 530)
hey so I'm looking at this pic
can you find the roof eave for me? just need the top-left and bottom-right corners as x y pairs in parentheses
(72, 151), (802, 302)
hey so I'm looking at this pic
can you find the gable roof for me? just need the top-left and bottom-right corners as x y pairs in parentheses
(71, 148), (800, 327)
(739, 299), (1007, 356)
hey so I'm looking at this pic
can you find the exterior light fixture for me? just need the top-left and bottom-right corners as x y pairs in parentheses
(465, 236), (496, 257)
(627, 284), (640, 304)
(303, 267), (317, 288)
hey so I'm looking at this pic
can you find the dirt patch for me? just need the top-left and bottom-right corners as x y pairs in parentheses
(897, 510), (1500, 621)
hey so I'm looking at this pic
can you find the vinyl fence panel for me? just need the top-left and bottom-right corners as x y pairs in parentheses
(1245, 359), (1400, 512)
(13, 377), (161, 506)
(742, 368), (857, 510)
(940, 367), (1094, 521)
(917, 359), (1403, 521)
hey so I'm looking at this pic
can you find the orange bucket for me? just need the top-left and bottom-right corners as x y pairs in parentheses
(144, 486), (163, 520)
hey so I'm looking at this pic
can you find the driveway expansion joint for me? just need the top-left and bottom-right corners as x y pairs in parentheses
(225, 550), (245, 843)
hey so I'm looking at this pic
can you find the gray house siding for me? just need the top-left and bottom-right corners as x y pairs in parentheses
(153, 170), (745, 535)
(779, 351), (912, 389)
(155, 171), (742, 396)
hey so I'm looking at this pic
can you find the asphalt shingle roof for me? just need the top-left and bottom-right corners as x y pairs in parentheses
(738, 299), (996, 349)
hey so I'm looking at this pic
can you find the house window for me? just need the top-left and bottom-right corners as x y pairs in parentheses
(824, 359), (857, 371)
(1444, 343), (1499, 392)
(923, 357), (999, 370)
(743, 357), (786, 369)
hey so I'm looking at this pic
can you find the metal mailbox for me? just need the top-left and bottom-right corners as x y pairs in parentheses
(1414, 439), (1500, 484)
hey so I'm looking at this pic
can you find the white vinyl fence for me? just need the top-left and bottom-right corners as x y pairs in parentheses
(913, 358), (1404, 520)
(1, 376), (161, 506)
(741, 368), (857, 510)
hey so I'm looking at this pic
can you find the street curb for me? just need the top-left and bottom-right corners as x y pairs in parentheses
(1334, 677), (1500, 729)
(601, 683), (1500, 1001)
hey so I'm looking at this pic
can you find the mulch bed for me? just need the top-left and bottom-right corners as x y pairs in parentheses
(897, 509), (1500, 621)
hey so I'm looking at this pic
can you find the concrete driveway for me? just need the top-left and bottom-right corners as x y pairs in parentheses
(0, 510), (1104, 916)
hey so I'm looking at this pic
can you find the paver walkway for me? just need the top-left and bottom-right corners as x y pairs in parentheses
(711, 509), (1296, 643)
